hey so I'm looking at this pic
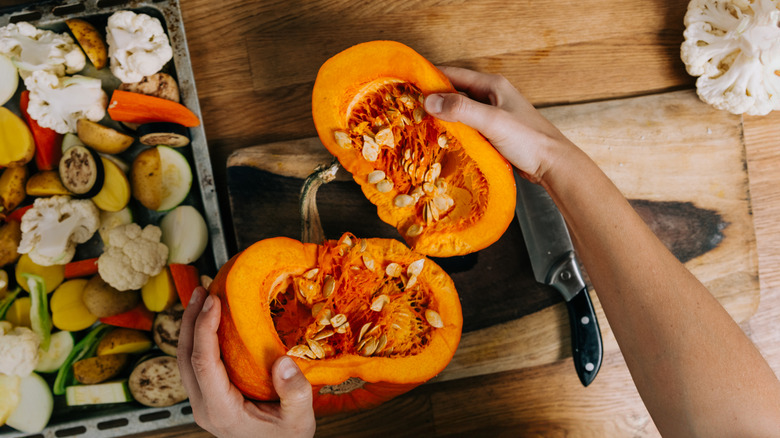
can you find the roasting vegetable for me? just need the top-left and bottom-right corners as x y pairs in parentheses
(63, 258), (99, 279)
(0, 166), (29, 220)
(137, 122), (190, 147)
(26, 171), (71, 197)
(91, 157), (131, 212)
(50, 279), (98, 331)
(53, 323), (111, 396)
(0, 54), (17, 106)
(160, 205), (207, 263)
(23, 70), (107, 134)
(152, 303), (182, 356)
(141, 265), (176, 312)
(96, 328), (152, 355)
(59, 145), (104, 198)
(73, 353), (129, 384)
(23, 273), (52, 350)
(4, 372), (53, 434)
(0, 373), (21, 427)
(118, 72), (180, 102)
(82, 275), (140, 318)
(169, 263), (198, 307)
(0, 325), (39, 377)
(0, 220), (22, 268)
(105, 11), (172, 83)
(65, 380), (133, 406)
(98, 303), (154, 331)
(19, 90), (63, 171)
(97, 223), (168, 291)
(65, 19), (107, 70)
(0, 107), (35, 168)
(15, 253), (64, 293)
(0, 22), (85, 79)
(128, 355), (187, 407)
(109, 89), (199, 127)
(131, 146), (192, 211)
(34, 330), (74, 373)
(77, 119), (134, 154)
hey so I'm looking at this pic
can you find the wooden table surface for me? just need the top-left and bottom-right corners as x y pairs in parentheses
(137, 0), (780, 436)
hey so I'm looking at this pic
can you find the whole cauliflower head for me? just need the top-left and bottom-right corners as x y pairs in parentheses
(681, 0), (780, 115)
(24, 70), (107, 134)
(106, 11), (173, 83)
(98, 223), (169, 291)
(18, 196), (100, 266)
(0, 21), (85, 79)
(0, 326), (40, 377)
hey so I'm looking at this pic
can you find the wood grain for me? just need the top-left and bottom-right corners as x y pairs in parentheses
(132, 0), (780, 436)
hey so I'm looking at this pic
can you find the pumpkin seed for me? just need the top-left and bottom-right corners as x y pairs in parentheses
(407, 259), (425, 276)
(433, 195), (450, 212)
(367, 170), (386, 184)
(358, 322), (372, 343)
(308, 339), (325, 359)
(317, 309), (333, 326)
(400, 115), (412, 126)
(404, 149), (412, 161)
(311, 302), (325, 317)
(375, 128), (394, 148)
(340, 234), (354, 247)
(303, 268), (319, 279)
(288, 345), (315, 359)
(312, 329), (334, 341)
(413, 107), (424, 124)
(385, 262), (403, 277)
(323, 276), (335, 298)
(362, 255), (376, 270)
(331, 313), (347, 327)
(425, 309), (444, 328)
(398, 95), (415, 108)
(394, 194), (414, 208)
(375, 334), (388, 353)
(376, 179), (394, 193)
(437, 134), (449, 148)
(360, 337), (379, 356)
(371, 295), (390, 312)
(334, 131), (352, 148)
(406, 224), (423, 237)
(410, 186), (425, 201)
(362, 135), (380, 161)
(334, 321), (350, 334)
(405, 274), (418, 290)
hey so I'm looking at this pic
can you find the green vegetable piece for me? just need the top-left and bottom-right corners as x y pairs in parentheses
(0, 287), (21, 320)
(23, 274), (51, 351)
(53, 324), (111, 396)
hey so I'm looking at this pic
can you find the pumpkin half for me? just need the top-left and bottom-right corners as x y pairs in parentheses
(212, 233), (462, 416)
(312, 40), (516, 257)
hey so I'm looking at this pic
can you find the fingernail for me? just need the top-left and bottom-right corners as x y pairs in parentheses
(278, 356), (298, 380)
(189, 288), (201, 305)
(425, 94), (443, 114)
(201, 295), (213, 313)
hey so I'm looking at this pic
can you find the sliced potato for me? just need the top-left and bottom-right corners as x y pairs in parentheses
(0, 166), (29, 218)
(77, 119), (134, 154)
(73, 353), (129, 384)
(82, 275), (140, 318)
(50, 279), (98, 332)
(26, 170), (72, 197)
(66, 19), (107, 70)
(15, 253), (65, 293)
(128, 356), (187, 407)
(0, 220), (21, 268)
(130, 147), (163, 210)
(97, 328), (152, 356)
(91, 157), (130, 212)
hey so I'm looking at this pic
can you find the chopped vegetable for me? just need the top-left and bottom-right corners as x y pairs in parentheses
(118, 72), (180, 102)
(131, 146), (193, 211)
(64, 257), (99, 279)
(65, 380), (132, 406)
(4, 372), (53, 434)
(0, 220), (22, 267)
(17, 196), (100, 266)
(0, 54), (18, 106)
(96, 328), (152, 355)
(97, 223), (168, 291)
(137, 122), (190, 147)
(50, 279), (98, 331)
(91, 157), (131, 212)
(99, 303), (154, 331)
(34, 330), (74, 373)
(82, 275), (140, 318)
(0, 166), (29, 220)
(141, 265), (176, 312)
(169, 263), (199, 308)
(98, 207), (133, 245)
(105, 11), (172, 83)
(108, 89), (200, 127)
(19, 90), (63, 171)
(128, 355), (187, 407)
(23, 273), (51, 351)
(25, 170), (71, 197)
(59, 145), (105, 198)
(5, 204), (33, 223)
(73, 353), (129, 384)
(15, 253), (64, 293)
(4, 297), (31, 328)
(53, 323), (111, 396)
(0, 373), (21, 427)
(61, 132), (84, 152)
(152, 303), (182, 356)
(77, 119), (134, 155)
(65, 19), (107, 70)
(0, 287), (20, 320)
(24, 70), (107, 134)
(0, 22), (85, 79)
(681, 0), (780, 115)
(160, 205), (208, 264)
(0, 107), (35, 168)
(0, 325), (39, 377)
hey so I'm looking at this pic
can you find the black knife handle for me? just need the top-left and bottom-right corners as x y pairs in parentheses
(566, 287), (603, 387)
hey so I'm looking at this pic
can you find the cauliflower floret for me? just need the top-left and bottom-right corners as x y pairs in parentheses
(106, 11), (173, 83)
(0, 326), (40, 377)
(98, 223), (168, 291)
(681, 0), (780, 115)
(24, 70), (107, 134)
(0, 22), (85, 80)
(17, 196), (100, 266)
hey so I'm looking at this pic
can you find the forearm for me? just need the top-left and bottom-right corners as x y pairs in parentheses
(541, 141), (780, 437)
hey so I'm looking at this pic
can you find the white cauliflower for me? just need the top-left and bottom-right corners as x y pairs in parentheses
(24, 70), (107, 134)
(98, 223), (168, 291)
(106, 11), (173, 83)
(17, 196), (100, 266)
(0, 22), (85, 80)
(0, 326), (40, 377)
(681, 0), (780, 115)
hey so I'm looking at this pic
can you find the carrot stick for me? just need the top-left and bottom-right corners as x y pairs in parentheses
(64, 257), (99, 279)
(99, 303), (154, 331)
(107, 90), (200, 127)
(169, 263), (199, 308)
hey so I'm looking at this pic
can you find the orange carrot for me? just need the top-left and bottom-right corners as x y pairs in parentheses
(107, 90), (200, 127)
(99, 303), (154, 331)
(170, 263), (199, 308)
(64, 257), (99, 278)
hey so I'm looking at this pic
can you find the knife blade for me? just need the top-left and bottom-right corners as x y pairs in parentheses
(514, 170), (603, 386)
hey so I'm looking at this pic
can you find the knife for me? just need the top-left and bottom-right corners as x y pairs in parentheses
(514, 170), (603, 386)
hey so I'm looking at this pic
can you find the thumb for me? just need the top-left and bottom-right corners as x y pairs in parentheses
(272, 356), (314, 418)
(424, 93), (509, 143)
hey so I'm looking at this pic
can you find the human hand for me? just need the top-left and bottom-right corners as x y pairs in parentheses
(178, 287), (316, 438)
(424, 66), (576, 183)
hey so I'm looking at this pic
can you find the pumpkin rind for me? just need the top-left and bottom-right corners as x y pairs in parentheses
(212, 234), (463, 415)
(312, 40), (516, 256)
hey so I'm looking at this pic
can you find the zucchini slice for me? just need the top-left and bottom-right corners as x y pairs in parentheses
(59, 145), (104, 198)
(137, 122), (190, 147)
(35, 331), (75, 373)
(66, 380), (133, 406)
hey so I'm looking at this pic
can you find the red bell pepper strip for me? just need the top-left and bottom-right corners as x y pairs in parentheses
(19, 91), (63, 171)
(5, 204), (32, 223)
(99, 303), (155, 331)
(169, 263), (200, 308)
(64, 257), (99, 279)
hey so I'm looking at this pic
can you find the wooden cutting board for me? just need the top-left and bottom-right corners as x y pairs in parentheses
(226, 89), (760, 380)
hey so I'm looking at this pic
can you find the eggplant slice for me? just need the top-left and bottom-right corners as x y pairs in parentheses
(137, 122), (190, 147)
(59, 145), (104, 198)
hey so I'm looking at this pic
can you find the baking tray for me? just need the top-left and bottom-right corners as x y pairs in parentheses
(0, 0), (228, 436)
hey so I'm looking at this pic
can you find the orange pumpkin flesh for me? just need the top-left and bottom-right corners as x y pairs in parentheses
(312, 40), (516, 257)
(212, 233), (462, 416)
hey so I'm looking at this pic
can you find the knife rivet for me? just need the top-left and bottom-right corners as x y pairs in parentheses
(580, 316), (590, 325)
(560, 271), (572, 281)
(585, 363), (595, 372)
